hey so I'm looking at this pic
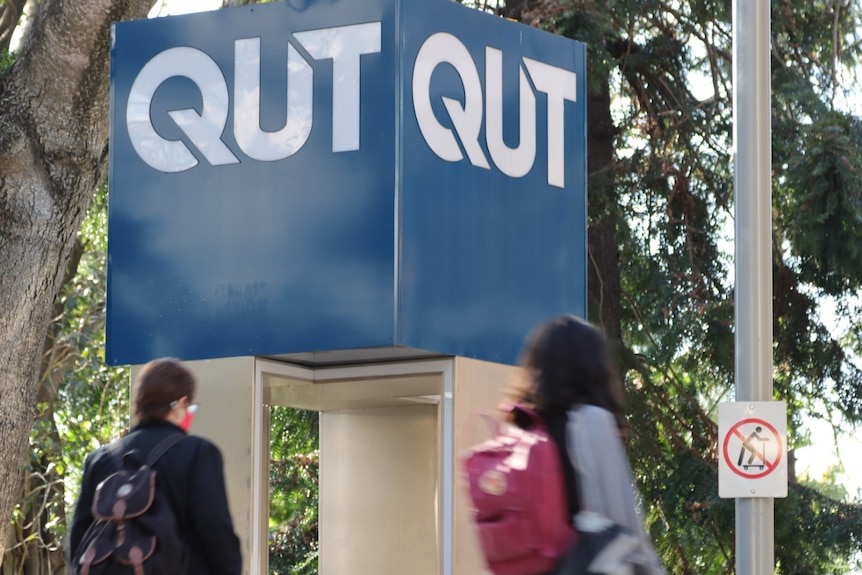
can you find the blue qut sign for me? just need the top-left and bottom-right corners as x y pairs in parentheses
(107, 0), (587, 366)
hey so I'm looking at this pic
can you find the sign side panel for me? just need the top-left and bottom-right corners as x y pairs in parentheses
(398, 1), (588, 365)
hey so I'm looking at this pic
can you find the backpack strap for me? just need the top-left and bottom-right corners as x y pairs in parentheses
(543, 409), (580, 518)
(145, 433), (188, 467)
(106, 431), (187, 471)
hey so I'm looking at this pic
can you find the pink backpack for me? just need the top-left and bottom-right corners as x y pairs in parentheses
(461, 404), (577, 575)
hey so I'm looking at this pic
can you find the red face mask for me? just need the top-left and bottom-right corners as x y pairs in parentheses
(180, 404), (198, 432)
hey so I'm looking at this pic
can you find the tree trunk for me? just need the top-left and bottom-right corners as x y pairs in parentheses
(586, 76), (621, 343)
(0, 0), (156, 560)
(0, 240), (87, 573)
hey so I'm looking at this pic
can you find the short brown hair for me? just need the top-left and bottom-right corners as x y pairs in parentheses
(133, 358), (197, 423)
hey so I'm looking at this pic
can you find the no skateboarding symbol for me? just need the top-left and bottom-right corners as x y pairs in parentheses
(723, 418), (781, 479)
(718, 402), (787, 498)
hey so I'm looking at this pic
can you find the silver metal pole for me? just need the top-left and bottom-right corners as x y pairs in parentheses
(732, 1), (774, 573)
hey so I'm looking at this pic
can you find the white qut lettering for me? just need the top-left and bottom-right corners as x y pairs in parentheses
(126, 23), (381, 171)
(522, 57), (577, 188)
(124, 23), (576, 182)
(295, 22), (382, 153)
(413, 32), (490, 169)
(485, 47), (536, 178)
(234, 38), (313, 161)
(412, 35), (577, 187)
(127, 47), (238, 173)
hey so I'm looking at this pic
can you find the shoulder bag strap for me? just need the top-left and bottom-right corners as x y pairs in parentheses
(145, 433), (188, 467)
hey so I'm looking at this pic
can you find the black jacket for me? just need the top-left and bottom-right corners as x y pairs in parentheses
(69, 420), (242, 575)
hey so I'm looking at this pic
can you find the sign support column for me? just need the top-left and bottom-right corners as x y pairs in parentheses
(732, 1), (773, 573)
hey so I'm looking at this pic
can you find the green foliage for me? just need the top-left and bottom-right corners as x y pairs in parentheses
(50, 183), (131, 509)
(0, 49), (15, 73)
(53, 186), (130, 505)
(779, 113), (862, 295)
(268, 407), (319, 575)
(775, 484), (862, 574)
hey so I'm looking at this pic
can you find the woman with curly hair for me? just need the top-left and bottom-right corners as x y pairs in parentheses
(507, 315), (666, 575)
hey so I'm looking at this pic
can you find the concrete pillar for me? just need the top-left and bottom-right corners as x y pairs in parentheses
(320, 405), (438, 575)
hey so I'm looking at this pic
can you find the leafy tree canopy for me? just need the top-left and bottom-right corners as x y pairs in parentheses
(497, 0), (862, 572)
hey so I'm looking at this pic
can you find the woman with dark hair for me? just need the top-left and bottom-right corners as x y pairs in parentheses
(507, 315), (665, 574)
(69, 358), (242, 575)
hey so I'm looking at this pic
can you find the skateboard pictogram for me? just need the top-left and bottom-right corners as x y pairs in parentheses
(722, 418), (782, 479)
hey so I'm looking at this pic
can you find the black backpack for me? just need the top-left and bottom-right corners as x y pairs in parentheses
(72, 433), (189, 575)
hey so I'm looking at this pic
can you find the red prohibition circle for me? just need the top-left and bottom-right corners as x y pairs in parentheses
(722, 417), (782, 479)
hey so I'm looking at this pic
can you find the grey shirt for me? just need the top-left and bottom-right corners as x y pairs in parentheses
(566, 404), (667, 575)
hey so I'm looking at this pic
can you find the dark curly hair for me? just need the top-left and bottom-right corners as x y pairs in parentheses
(506, 315), (625, 430)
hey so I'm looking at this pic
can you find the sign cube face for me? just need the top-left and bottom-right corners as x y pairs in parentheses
(107, 0), (586, 366)
(398, 1), (587, 362)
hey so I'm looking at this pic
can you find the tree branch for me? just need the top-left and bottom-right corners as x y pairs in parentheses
(0, 0), (26, 52)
